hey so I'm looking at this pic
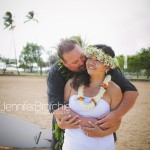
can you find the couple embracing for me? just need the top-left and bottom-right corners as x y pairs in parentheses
(47, 39), (138, 150)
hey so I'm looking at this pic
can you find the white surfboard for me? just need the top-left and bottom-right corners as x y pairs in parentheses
(0, 112), (52, 148)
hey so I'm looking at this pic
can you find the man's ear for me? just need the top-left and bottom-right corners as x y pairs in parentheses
(62, 60), (68, 68)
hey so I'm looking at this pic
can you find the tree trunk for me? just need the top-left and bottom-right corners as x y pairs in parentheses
(12, 30), (20, 75)
(147, 69), (150, 79)
(30, 67), (33, 73)
(3, 68), (6, 74)
(40, 66), (42, 75)
(136, 71), (139, 78)
(39, 61), (42, 75)
(38, 55), (42, 75)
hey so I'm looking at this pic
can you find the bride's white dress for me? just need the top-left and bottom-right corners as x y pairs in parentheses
(62, 95), (115, 150)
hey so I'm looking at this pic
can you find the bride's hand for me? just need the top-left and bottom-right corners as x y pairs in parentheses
(56, 115), (81, 129)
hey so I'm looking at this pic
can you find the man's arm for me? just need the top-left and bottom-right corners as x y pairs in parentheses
(96, 68), (139, 128)
(53, 105), (98, 128)
(113, 91), (138, 118)
(82, 120), (121, 137)
(47, 64), (65, 112)
(47, 64), (97, 128)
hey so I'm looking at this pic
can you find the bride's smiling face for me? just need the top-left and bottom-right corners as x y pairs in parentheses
(86, 54), (107, 75)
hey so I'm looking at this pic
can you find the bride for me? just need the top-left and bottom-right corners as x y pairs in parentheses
(63, 45), (122, 150)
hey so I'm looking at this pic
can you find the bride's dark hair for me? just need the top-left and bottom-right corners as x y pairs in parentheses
(71, 44), (115, 90)
(71, 69), (90, 90)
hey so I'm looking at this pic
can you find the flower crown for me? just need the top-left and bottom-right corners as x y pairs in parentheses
(84, 46), (118, 69)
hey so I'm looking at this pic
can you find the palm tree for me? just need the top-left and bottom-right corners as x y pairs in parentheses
(24, 11), (38, 23)
(70, 35), (88, 48)
(3, 12), (15, 30)
(3, 11), (20, 75)
(24, 11), (43, 75)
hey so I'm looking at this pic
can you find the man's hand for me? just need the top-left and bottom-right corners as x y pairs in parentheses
(56, 115), (81, 129)
(95, 111), (121, 129)
(81, 121), (105, 137)
(82, 119), (121, 137)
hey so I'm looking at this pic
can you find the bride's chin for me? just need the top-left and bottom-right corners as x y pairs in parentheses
(87, 70), (93, 75)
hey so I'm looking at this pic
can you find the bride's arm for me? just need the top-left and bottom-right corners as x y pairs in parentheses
(53, 79), (98, 128)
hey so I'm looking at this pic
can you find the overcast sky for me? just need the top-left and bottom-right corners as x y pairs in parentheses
(0, 0), (150, 60)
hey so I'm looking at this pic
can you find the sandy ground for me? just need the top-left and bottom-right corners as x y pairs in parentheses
(0, 76), (150, 150)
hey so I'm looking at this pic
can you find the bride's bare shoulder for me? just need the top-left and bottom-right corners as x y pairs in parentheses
(107, 81), (122, 105)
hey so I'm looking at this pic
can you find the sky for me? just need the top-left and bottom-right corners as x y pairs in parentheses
(0, 0), (150, 61)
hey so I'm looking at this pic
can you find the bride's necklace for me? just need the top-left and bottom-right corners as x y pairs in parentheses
(78, 75), (111, 110)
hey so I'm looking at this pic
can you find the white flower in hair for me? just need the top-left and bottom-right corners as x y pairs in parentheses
(84, 46), (118, 69)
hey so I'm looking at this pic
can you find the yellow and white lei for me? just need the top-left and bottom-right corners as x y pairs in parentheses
(78, 75), (111, 110)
